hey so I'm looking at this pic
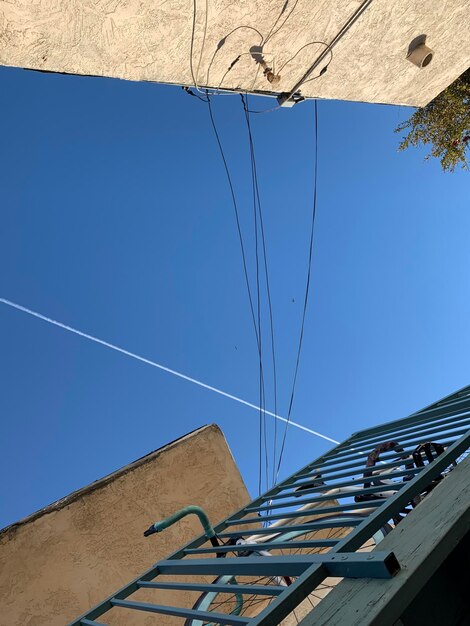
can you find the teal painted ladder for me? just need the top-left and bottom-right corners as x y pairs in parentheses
(67, 385), (470, 625)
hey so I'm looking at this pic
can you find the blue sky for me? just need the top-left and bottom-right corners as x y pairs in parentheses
(1, 65), (469, 530)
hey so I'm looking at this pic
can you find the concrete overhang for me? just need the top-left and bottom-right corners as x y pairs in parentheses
(0, 0), (469, 107)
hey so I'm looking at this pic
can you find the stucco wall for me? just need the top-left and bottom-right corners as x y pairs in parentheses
(0, 0), (469, 106)
(0, 424), (250, 626)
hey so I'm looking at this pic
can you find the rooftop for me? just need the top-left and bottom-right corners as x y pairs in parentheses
(0, 0), (469, 106)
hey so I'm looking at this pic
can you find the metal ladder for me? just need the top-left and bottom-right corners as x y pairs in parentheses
(68, 385), (470, 625)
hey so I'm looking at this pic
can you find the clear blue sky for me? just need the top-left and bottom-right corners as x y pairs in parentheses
(1, 65), (469, 530)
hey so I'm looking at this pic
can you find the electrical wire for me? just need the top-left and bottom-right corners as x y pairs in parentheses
(206, 94), (270, 492)
(241, 94), (279, 488)
(220, 25), (264, 43)
(189, 0), (209, 92)
(206, 95), (261, 349)
(217, 52), (275, 91)
(206, 91), (278, 492)
(275, 99), (320, 481)
(245, 96), (266, 494)
(217, 54), (244, 90)
(278, 41), (332, 74)
(240, 93), (270, 494)
(264, 0), (300, 45)
(244, 95), (269, 493)
(183, 86), (209, 103)
(191, 0), (334, 100)
(266, 0), (301, 45)
(280, 0), (374, 103)
(205, 26), (264, 86)
(302, 71), (329, 85)
(195, 0), (209, 90)
(253, 163), (268, 495)
(246, 104), (282, 114)
(249, 63), (262, 92)
(197, 0), (302, 97)
(189, 0), (198, 89)
(263, 0), (289, 44)
(211, 0), (300, 93)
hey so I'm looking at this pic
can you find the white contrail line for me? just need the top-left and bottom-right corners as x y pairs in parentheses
(0, 298), (340, 444)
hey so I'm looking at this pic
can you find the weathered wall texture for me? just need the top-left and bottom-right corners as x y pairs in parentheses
(0, 424), (250, 626)
(0, 0), (469, 106)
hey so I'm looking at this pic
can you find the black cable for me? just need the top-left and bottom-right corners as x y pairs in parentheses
(203, 1), (299, 96)
(281, 0), (374, 102)
(213, 1), (300, 91)
(206, 95), (261, 348)
(205, 26), (264, 86)
(278, 41), (333, 74)
(189, 0), (198, 87)
(265, 0), (300, 45)
(248, 119), (274, 496)
(220, 25), (264, 43)
(183, 87), (209, 103)
(241, 94), (279, 488)
(263, 0), (289, 44)
(248, 94), (264, 494)
(302, 67), (330, 84)
(189, 0), (209, 91)
(242, 93), (269, 494)
(246, 105), (282, 115)
(256, 178), (269, 496)
(217, 54), (243, 90)
(206, 94), (268, 492)
(276, 99), (319, 480)
(251, 124), (266, 495)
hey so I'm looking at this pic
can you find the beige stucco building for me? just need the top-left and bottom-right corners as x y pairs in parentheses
(0, 1), (469, 107)
(0, 424), (250, 626)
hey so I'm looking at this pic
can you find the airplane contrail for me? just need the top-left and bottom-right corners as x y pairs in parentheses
(0, 298), (340, 444)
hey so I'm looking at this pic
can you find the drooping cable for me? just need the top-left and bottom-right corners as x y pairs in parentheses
(242, 94), (269, 495)
(206, 94), (269, 493)
(196, 0), (209, 89)
(183, 86), (209, 103)
(275, 99), (320, 481)
(263, 0), (289, 44)
(277, 41), (333, 75)
(264, 0), (300, 45)
(206, 95), (260, 347)
(280, 0), (374, 103)
(205, 27), (264, 87)
(189, 0), (209, 92)
(252, 163), (268, 496)
(241, 94), (279, 488)
(189, 0), (198, 88)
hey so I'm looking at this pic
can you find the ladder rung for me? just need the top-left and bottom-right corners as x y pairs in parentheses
(319, 431), (464, 467)
(217, 518), (362, 538)
(247, 483), (405, 513)
(217, 518), (362, 539)
(152, 551), (399, 579)
(156, 555), (321, 577)
(315, 442), (449, 471)
(276, 466), (421, 496)
(343, 414), (470, 450)
(111, 598), (249, 624)
(351, 396), (470, 442)
(226, 499), (384, 525)
(289, 458), (404, 482)
(185, 539), (339, 554)
(138, 580), (286, 595)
